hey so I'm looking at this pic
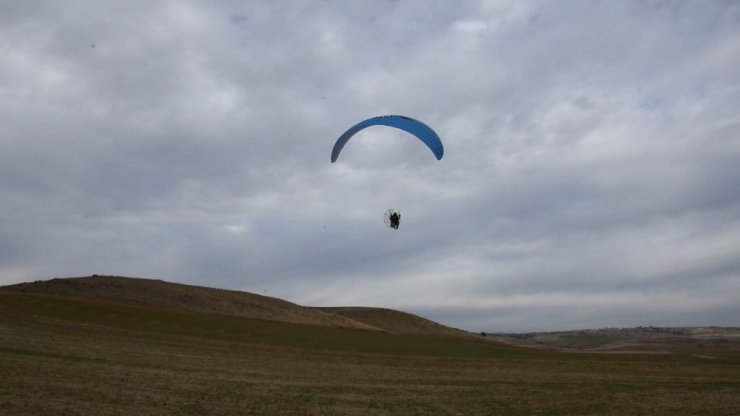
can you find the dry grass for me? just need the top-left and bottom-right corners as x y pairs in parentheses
(1, 276), (379, 330)
(2, 292), (739, 415)
(312, 306), (471, 337)
(490, 326), (740, 353)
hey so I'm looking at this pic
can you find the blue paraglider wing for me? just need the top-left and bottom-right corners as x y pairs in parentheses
(331, 115), (443, 163)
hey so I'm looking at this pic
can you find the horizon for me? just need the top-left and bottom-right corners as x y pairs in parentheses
(3, 274), (738, 334)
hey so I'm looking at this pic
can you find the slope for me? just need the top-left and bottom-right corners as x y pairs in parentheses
(0, 276), (474, 338)
(313, 306), (471, 337)
(0, 275), (379, 331)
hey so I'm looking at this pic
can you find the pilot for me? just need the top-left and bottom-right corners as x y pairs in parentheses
(389, 211), (400, 229)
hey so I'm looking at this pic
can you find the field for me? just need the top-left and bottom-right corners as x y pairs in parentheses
(2, 292), (739, 415)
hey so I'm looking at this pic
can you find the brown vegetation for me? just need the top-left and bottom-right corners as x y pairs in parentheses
(1, 289), (739, 415)
(0, 276), (472, 338)
(312, 306), (471, 337)
(0, 275), (377, 330)
(486, 326), (740, 354)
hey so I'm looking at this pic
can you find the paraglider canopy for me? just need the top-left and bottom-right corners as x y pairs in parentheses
(331, 115), (443, 162)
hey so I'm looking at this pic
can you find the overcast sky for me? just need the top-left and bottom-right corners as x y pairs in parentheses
(2, 1), (739, 332)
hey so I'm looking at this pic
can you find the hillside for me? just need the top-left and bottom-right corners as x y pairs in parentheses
(313, 306), (471, 337)
(0, 275), (468, 337)
(0, 275), (377, 331)
(2, 277), (740, 415)
(4, 289), (738, 415)
(487, 326), (740, 353)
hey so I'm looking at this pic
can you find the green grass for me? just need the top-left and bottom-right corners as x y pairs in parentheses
(0, 293), (531, 357)
(2, 292), (739, 415)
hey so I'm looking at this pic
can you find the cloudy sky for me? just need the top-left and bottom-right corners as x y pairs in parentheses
(2, 1), (739, 332)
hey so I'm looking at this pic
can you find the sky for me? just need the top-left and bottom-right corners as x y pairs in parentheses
(1, 0), (739, 332)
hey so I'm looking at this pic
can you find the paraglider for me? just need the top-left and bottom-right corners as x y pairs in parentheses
(384, 209), (401, 229)
(332, 115), (443, 230)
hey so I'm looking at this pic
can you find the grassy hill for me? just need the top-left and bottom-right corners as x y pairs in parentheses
(313, 306), (471, 337)
(488, 326), (740, 353)
(1, 276), (383, 330)
(0, 275), (469, 337)
(2, 276), (739, 415)
(0, 291), (520, 357)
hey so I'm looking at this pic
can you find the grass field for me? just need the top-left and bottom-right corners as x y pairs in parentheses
(2, 292), (739, 415)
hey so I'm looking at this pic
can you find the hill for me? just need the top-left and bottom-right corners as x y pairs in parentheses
(2, 278), (739, 415)
(312, 306), (471, 337)
(0, 275), (377, 330)
(487, 326), (740, 353)
(0, 275), (468, 337)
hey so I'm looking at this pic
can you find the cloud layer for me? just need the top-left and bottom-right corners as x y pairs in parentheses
(2, 0), (739, 331)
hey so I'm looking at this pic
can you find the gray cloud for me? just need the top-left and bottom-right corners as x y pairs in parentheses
(2, 0), (739, 331)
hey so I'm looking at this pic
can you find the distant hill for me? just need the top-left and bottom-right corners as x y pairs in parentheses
(0, 275), (467, 338)
(486, 326), (740, 353)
